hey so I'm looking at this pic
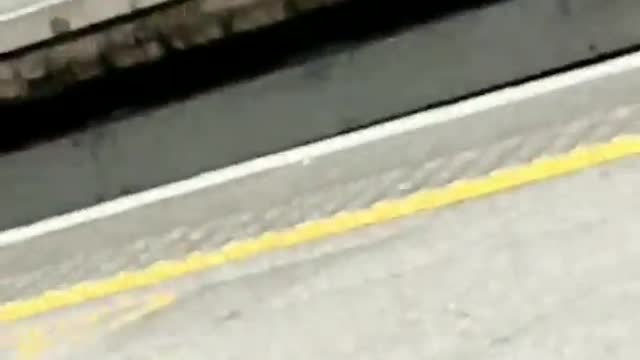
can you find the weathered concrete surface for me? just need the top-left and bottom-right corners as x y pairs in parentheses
(28, 156), (640, 359)
(1, 61), (639, 303)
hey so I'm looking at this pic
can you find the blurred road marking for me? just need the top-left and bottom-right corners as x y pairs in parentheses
(0, 292), (176, 360)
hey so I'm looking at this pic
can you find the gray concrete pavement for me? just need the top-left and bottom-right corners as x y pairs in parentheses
(5, 32), (640, 302)
(64, 156), (640, 359)
(3, 45), (640, 358)
(1, 95), (637, 304)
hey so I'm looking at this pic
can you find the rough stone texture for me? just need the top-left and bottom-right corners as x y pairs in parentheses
(0, 0), (342, 100)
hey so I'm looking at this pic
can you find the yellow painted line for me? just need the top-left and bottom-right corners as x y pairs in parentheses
(105, 293), (175, 331)
(1, 135), (640, 323)
(2, 293), (176, 360)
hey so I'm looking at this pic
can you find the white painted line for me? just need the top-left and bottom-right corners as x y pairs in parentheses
(1, 49), (640, 247)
